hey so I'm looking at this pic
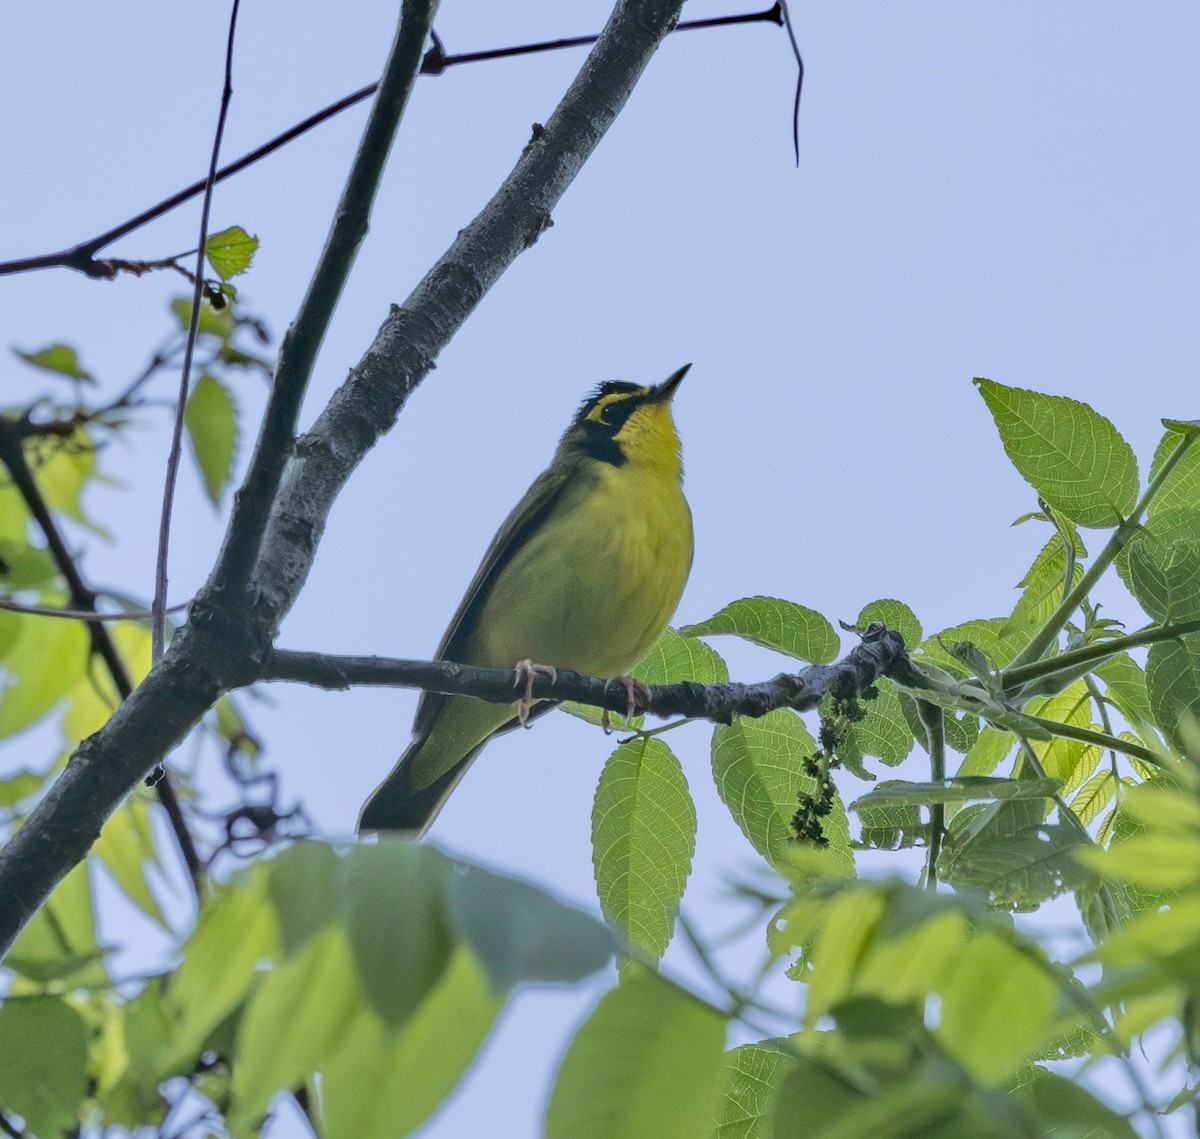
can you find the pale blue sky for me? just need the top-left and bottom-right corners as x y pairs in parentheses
(2, 2), (1198, 1136)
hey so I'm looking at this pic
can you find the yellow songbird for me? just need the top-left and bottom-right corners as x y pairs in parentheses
(358, 365), (694, 835)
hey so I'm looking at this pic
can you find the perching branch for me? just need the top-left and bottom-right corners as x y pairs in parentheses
(260, 624), (909, 721)
(0, 0), (689, 963)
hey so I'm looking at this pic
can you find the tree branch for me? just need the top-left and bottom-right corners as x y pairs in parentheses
(0, 0), (689, 963)
(260, 625), (909, 721)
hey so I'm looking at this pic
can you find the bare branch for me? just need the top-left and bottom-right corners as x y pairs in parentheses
(260, 625), (908, 722)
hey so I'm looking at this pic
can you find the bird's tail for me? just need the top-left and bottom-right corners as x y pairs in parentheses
(356, 740), (484, 838)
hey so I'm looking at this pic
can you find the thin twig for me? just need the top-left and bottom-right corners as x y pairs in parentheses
(0, 597), (190, 622)
(152, 0), (241, 661)
(0, 6), (789, 280)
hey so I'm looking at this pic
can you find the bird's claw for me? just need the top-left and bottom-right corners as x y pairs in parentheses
(514, 659), (557, 727)
(601, 675), (653, 735)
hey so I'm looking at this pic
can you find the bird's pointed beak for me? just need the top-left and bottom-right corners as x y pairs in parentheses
(652, 363), (691, 402)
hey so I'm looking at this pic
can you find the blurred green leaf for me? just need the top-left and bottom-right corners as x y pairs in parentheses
(6, 859), (108, 986)
(267, 840), (339, 956)
(229, 924), (359, 1133)
(545, 968), (727, 1139)
(592, 737), (695, 959)
(1010, 1067), (1138, 1138)
(205, 224), (258, 281)
(184, 373), (238, 504)
(319, 949), (502, 1139)
(165, 866), (278, 1070)
(14, 342), (93, 381)
(0, 611), (88, 736)
(337, 841), (452, 1026)
(0, 996), (90, 1137)
(172, 295), (235, 341)
(93, 794), (165, 926)
(974, 378), (1138, 528)
(444, 862), (613, 992)
(683, 595), (838, 664)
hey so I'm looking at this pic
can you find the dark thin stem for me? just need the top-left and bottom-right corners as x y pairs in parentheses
(0, 419), (204, 897)
(779, 1), (804, 165)
(0, 1109), (28, 1139)
(420, 4), (782, 72)
(917, 700), (945, 890)
(212, 0), (438, 595)
(153, 0), (241, 661)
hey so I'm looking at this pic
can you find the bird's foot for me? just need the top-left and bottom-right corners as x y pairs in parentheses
(601, 675), (653, 735)
(513, 659), (558, 727)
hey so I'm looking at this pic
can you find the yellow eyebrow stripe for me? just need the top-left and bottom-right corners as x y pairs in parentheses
(585, 387), (651, 423)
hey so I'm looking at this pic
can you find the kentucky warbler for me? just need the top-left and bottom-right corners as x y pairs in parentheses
(358, 364), (694, 835)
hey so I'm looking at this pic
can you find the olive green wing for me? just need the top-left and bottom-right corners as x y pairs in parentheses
(411, 458), (576, 740)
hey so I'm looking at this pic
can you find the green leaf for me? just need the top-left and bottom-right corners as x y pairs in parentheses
(1146, 632), (1200, 751)
(917, 618), (1021, 675)
(0, 612), (88, 735)
(848, 679), (913, 765)
(854, 782), (923, 850)
(337, 841), (452, 1026)
(974, 378), (1138, 527)
(0, 540), (57, 589)
(0, 996), (90, 1137)
(184, 373), (238, 504)
(165, 866), (279, 1070)
(711, 710), (853, 875)
(956, 725), (1015, 778)
(856, 598), (922, 647)
(1095, 652), (1153, 727)
(1071, 770), (1116, 826)
(683, 596), (838, 664)
(1124, 508), (1200, 623)
(229, 924), (360, 1133)
(1024, 681), (1101, 795)
(62, 620), (150, 740)
(939, 798), (1093, 910)
(712, 1040), (799, 1139)
(205, 224), (258, 281)
(851, 776), (1061, 810)
(14, 343), (93, 381)
(1003, 534), (1085, 638)
(1149, 427), (1200, 517)
(937, 931), (1058, 1082)
(592, 737), (696, 959)
(444, 862), (614, 991)
(319, 949), (502, 1139)
(29, 426), (97, 524)
(544, 968), (727, 1139)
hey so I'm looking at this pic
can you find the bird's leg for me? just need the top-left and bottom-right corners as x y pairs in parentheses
(601, 675), (653, 735)
(513, 659), (558, 727)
